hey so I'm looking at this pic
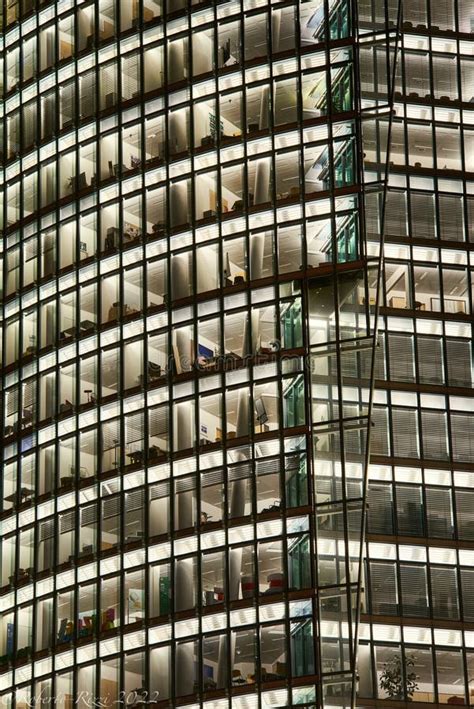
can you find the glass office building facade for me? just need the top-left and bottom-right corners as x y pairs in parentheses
(0, 1), (473, 708)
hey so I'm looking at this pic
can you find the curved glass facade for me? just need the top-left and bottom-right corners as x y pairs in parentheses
(0, 1), (473, 709)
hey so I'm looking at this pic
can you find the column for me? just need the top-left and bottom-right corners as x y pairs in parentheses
(250, 233), (265, 280)
(254, 158), (271, 204)
(175, 559), (194, 611)
(176, 402), (193, 450)
(171, 254), (190, 300)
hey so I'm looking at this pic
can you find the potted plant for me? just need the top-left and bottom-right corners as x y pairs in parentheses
(379, 654), (419, 700)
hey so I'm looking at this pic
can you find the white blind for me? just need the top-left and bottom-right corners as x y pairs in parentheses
(361, 332), (385, 380)
(450, 413), (474, 463)
(126, 489), (144, 512)
(125, 412), (144, 446)
(425, 487), (453, 538)
(438, 194), (464, 241)
(385, 189), (408, 238)
(7, 387), (19, 416)
(410, 193), (436, 239)
(461, 569), (474, 622)
(149, 406), (168, 437)
(81, 504), (97, 526)
(175, 477), (195, 493)
(23, 380), (35, 409)
(371, 406), (390, 456)
(60, 511), (75, 534)
(40, 519), (54, 541)
(430, 0), (455, 30)
(396, 485), (424, 536)
(79, 70), (96, 117)
(392, 408), (419, 458)
(369, 561), (398, 615)
(228, 462), (253, 482)
(367, 483), (394, 534)
(388, 333), (415, 382)
(404, 53), (430, 97)
(150, 482), (170, 500)
(201, 469), (223, 487)
(400, 564), (429, 617)
(103, 496), (120, 519)
(102, 419), (120, 451)
(417, 336), (444, 385)
(255, 457), (279, 475)
(421, 410), (448, 461)
(455, 490), (474, 541)
(430, 567), (459, 620)
(446, 339), (472, 388)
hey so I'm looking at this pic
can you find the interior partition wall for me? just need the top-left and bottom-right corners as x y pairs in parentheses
(1, 2), (474, 709)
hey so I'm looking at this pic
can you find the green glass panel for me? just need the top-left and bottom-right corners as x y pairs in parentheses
(281, 299), (303, 349)
(329, 0), (350, 40)
(331, 67), (352, 113)
(336, 214), (358, 263)
(288, 534), (311, 590)
(334, 141), (355, 188)
(291, 619), (315, 677)
(284, 376), (305, 428)
(159, 576), (170, 614)
(286, 455), (308, 508)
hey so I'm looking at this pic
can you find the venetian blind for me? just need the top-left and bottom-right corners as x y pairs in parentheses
(438, 194), (464, 241)
(396, 485), (424, 536)
(430, 567), (459, 620)
(400, 564), (429, 617)
(460, 569), (474, 621)
(149, 406), (168, 438)
(410, 193), (436, 240)
(369, 561), (398, 615)
(446, 339), (472, 388)
(391, 408), (419, 458)
(417, 335), (444, 385)
(385, 190), (409, 238)
(450, 413), (474, 463)
(388, 333), (415, 382)
(367, 483), (394, 534)
(425, 487), (453, 539)
(125, 412), (145, 446)
(455, 490), (474, 541)
(421, 410), (449, 461)
(371, 406), (390, 456)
